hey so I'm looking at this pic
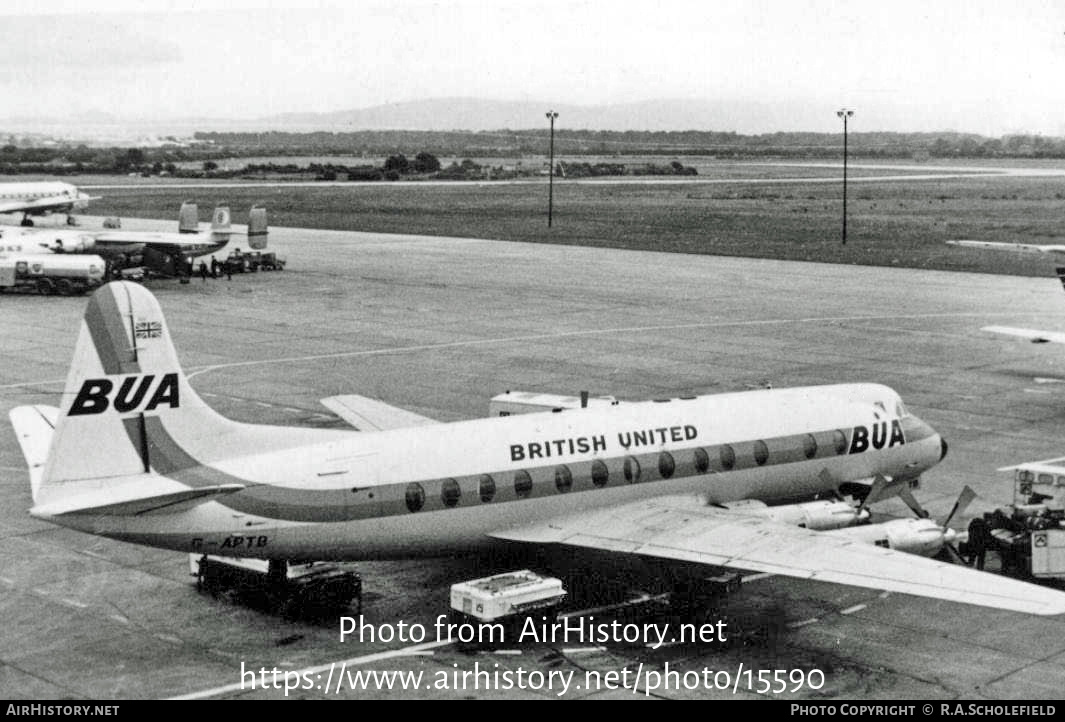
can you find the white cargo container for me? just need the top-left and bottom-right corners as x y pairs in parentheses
(488, 390), (619, 417)
(450, 570), (566, 622)
(1031, 528), (1065, 579)
(0, 253), (106, 295)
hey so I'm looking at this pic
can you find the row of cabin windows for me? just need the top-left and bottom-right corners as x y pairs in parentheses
(403, 430), (847, 513)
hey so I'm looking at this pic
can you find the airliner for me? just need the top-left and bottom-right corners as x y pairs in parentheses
(0, 203), (267, 277)
(10, 282), (1065, 616)
(0, 181), (98, 225)
(946, 240), (1065, 343)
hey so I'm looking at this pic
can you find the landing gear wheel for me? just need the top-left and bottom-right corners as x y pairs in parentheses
(20, 217), (33, 227)
(35, 277), (55, 295)
(56, 278), (74, 296)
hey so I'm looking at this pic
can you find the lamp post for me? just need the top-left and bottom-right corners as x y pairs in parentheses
(836, 108), (854, 245)
(546, 110), (558, 227)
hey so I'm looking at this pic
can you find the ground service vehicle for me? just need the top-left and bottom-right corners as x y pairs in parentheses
(450, 570), (566, 627)
(190, 554), (362, 618)
(222, 250), (250, 274)
(257, 251), (285, 270)
(0, 254), (105, 295)
(961, 463), (1065, 580)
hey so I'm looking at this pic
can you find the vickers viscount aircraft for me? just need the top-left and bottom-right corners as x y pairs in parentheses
(10, 282), (1065, 616)
(0, 181), (98, 226)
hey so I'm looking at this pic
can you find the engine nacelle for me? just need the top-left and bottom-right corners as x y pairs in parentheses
(764, 500), (867, 530)
(723, 499), (866, 531)
(50, 234), (96, 253)
(829, 518), (957, 557)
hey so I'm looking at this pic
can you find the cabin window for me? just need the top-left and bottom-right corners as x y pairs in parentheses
(591, 460), (609, 487)
(720, 444), (736, 470)
(479, 474), (496, 503)
(833, 430), (848, 455)
(658, 451), (675, 479)
(405, 483), (425, 513)
(1017, 469), (1034, 483)
(803, 434), (818, 459)
(1038, 473), (1054, 486)
(753, 440), (769, 466)
(441, 478), (461, 508)
(514, 470), (533, 498)
(555, 465), (573, 493)
(693, 447), (709, 473)
(624, 456), (641, 483)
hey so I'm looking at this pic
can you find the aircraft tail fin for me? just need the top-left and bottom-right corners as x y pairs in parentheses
(208, 206), (233, 242)
(178, 202), (199, 233)
(247, 206), (267, 249)
(36, 281), (244, 505)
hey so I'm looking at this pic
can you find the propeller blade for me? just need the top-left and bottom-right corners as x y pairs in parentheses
(941, 485), (978, 528)
(859, 474), (890, 512)
(897, 485), (930, 519)
(944, 542), (968, 565)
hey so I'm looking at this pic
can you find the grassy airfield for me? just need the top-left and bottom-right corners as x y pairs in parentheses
(79, 161), (1065, 278)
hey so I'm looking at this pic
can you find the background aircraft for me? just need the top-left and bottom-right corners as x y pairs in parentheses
(947, 240), (1065, 343)
(10, 282), (1065, 617)
(3, 202), (268, 278)
(0, 181), (98, 226)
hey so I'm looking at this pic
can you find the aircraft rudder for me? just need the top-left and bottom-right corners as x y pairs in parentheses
(178, 202), (199, 233)
(39, 282), (211, 490)
(211, 205), (232, 231)
(247, 206), (268, 249)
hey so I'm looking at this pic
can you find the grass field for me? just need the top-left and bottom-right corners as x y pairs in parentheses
(65, 162), (1065, 278)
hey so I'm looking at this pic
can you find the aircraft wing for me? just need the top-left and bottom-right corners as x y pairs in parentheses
(983, 326), (1065, 345)
(946, 240), (1065, 256)
(89, 231), (230, 246)
(488, 495), (1065, 616)
(320, 394), (439, 431)
(0, 195), (97, 215)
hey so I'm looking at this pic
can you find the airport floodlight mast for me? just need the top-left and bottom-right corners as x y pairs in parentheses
(837, 108), (854, 245)
(546, 110), (559, 227)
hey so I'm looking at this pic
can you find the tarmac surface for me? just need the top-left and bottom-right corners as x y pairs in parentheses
(3, 215), (1065, 700)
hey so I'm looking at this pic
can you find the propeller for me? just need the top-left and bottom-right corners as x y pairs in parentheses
(857, 474), (890, 517)
(894, 484), (978, 562)
(896, 483), (930, 519)
(938, 485), (978, 563)
(859, 478), (978, 561)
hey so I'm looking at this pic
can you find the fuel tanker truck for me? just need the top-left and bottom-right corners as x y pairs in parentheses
(0, 253), (106, 295)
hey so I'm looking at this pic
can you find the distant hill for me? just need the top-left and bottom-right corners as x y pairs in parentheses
(0, 97), (1050, 140)
(262, 97), (844, 133)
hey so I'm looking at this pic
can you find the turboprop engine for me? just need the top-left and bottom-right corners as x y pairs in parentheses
(49, 234), (96, 253)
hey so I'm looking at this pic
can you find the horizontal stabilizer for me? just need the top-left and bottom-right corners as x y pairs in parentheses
(321, 394), (438, 431)
(946, 240), (1065, 256)
(33, 482), (245, 517)
(9, 405), (59, 503)
(983, 326), (1065, 345)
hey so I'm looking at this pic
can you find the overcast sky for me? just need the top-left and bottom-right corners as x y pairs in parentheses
(2, 0), (1065, 135)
